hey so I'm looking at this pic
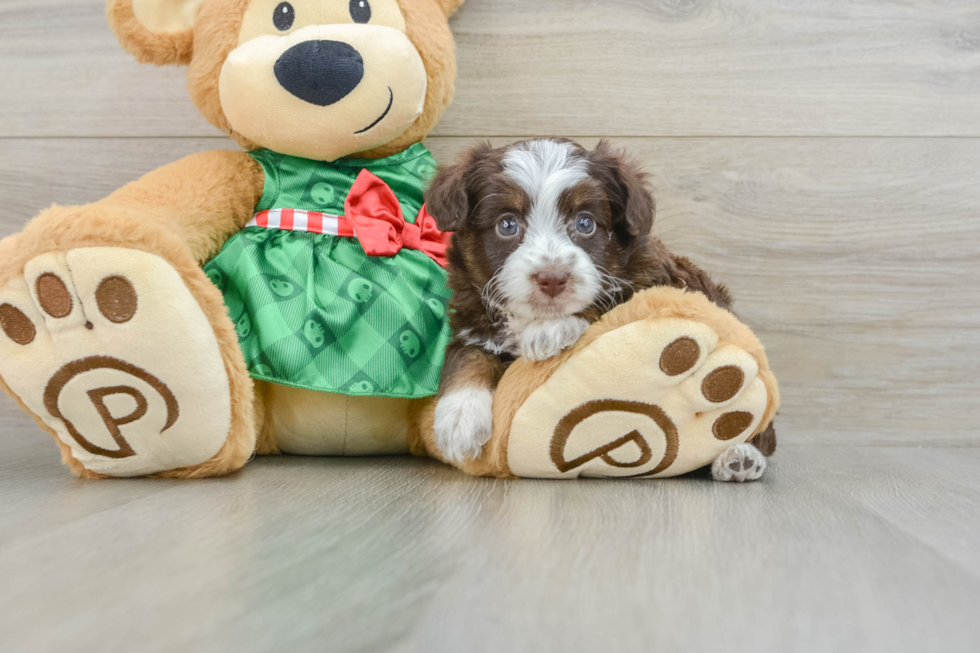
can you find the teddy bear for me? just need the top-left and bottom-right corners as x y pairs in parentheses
(0, 0), (780, 480)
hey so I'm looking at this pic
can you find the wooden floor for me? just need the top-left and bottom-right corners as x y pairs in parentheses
(1, 429), (979, 652)
(1, 1), (979, 651)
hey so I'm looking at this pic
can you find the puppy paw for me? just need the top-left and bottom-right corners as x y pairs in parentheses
(433, 387), (494, 463)
(711, 443), (767, 482)
(520, 317), (589, 362)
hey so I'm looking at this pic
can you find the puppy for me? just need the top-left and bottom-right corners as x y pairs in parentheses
(425, 139), (776, 480)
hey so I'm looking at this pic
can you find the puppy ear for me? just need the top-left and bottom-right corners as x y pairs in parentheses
(107, 0), (203, 66)
(433, 0), (466, 17)
(425, 142), (493, 232)
(588, 140), (655, 243)
(425, 162), (470, 232)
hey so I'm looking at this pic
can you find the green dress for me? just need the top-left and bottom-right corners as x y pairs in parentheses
(203, 144), (452, 399)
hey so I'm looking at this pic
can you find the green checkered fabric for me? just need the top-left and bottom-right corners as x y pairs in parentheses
(203, 144), (452, 399)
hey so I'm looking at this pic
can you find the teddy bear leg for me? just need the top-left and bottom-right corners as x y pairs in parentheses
(0, 246), (256, 478)
(256, 382), (417, 457)
(463, 287), (781, 480)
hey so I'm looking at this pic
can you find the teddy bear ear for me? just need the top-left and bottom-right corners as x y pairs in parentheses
(106, 0), (203, 66)
(434, 0), (465, 18)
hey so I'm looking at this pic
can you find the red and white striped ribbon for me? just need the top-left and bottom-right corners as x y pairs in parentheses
(245, 209), (357, 237)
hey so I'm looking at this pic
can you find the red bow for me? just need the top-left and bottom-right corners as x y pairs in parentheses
(344, 170), (452, 268)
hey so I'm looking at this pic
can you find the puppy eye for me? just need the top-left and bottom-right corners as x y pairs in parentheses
(273, 2), (295, 31)
(497, 216), (520, 238)
(350, 0), (372, 23)
(575, 213), (597, 236)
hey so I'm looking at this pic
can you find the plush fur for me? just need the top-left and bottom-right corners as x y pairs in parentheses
(108, 0), (461, 158)
(3, 1), (780, 481)
(107, 0), (197, 66)
(0, 156), (262, 477)
(0, 0), (465, 478)
(412, 285), (781, 478)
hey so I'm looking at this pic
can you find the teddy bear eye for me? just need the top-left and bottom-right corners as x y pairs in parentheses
(273, 2), (295, 31)
(350, 0), (372, 23)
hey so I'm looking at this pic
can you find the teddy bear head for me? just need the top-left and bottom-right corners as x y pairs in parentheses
(108, 0), (464, 161)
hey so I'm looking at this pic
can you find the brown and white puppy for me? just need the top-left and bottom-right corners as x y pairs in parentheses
(425, 139), (775, 480)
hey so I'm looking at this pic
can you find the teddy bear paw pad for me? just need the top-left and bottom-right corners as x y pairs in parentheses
(0, 248), (232, 476)
(506, 317), (770, 479)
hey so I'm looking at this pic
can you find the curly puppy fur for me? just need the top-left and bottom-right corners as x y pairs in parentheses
(415, 139), (776, 471)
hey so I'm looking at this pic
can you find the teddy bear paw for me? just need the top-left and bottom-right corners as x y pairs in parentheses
(506, 316), (774, 479)
(0, 248), (233, 477)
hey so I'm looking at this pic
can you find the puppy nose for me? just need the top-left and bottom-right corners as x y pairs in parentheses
(534, 271), (570, 298)
(274, 40), (364, 107)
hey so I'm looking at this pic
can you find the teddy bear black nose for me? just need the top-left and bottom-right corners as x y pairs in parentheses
(274, 40), (364, 107)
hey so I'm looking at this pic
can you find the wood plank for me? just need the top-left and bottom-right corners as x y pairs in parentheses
(840, 446), (980, 577)
(2, 0), (980, 138)
(0, 440), (979, 652)
(1, 136), (977, 444)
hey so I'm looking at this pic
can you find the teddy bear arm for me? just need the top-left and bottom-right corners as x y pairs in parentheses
(101, 149), (265, 264)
